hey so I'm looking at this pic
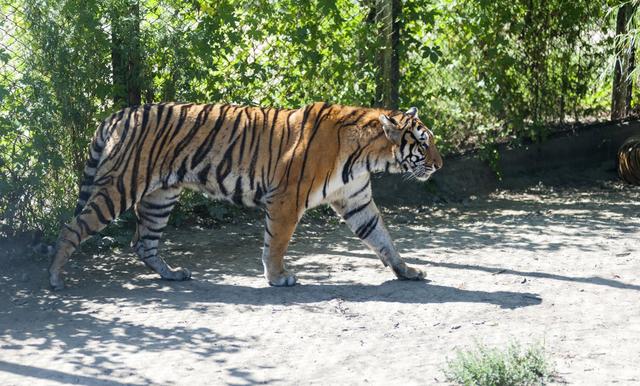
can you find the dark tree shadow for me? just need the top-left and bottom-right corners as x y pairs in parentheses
(0, 360), (146, 386)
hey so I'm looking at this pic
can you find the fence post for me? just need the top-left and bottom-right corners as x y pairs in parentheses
(374, 0), (401, 109)
(111, 0), (142, 107)
(612, 2), (636, 120)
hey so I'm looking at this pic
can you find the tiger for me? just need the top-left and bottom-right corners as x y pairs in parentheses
(48, 102), (443, 290)
(618, 136), (640, 185)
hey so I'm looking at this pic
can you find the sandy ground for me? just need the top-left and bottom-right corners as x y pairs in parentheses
(1, 179), (640, 385)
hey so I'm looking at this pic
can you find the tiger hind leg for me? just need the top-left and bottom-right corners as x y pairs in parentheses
(131, 187), (190, 281)
(49, 186), (125, 290)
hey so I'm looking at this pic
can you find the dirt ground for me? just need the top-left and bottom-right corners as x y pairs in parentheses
(1, 178), (640, 385)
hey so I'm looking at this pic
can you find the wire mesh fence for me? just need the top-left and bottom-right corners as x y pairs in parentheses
(1, 0), (396, 107)
(0, 0), (611, 237)
(0, 0), (398, 236)
(0, 0), (30, 93)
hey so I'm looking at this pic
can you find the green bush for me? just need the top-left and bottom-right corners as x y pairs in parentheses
(445, 342), (552, 386)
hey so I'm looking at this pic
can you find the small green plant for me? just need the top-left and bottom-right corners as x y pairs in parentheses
(445, 342), (552, 386)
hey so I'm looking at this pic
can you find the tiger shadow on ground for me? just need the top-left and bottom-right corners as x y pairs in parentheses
(1, 233), (542, 314)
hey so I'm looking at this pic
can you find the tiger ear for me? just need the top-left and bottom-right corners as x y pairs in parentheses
(379, 114), (402, 145)
(405, 106), (418, 119)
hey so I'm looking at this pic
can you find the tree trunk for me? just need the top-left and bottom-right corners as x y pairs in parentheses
(612, 3), (636, 120)
(374, 0), (401, 109)
(626, 44), (635, 112)
(111, 0), (142, 108)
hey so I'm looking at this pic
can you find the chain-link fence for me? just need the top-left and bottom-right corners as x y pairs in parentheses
(0, 0), (29, 93)
(0, 0), (610, 238)
(1, 0), (404, 106)
(0, 0), (403, 236)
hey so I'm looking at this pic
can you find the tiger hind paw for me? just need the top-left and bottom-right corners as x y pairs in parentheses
(268, 271), (297, 287)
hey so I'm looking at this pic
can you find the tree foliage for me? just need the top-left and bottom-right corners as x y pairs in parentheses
(0, 0), (627, 238)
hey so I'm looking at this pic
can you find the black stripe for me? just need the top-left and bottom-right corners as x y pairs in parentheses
(101, 108), (131, 168)
(105, 108), (136, 170)
(77, 218), (96, 236)
(137, 210), (160, 225)
(215, 115), (243, 195)
(146, 104), (173, 189)
(159, 104), (194, 177)
(304, 176), (316, 208)
(342, 145), (362, 183)
(349, 179), (370, 198)
(343, 199), (371, 220)
(177, 104), (214, 169)
(177, 157), (188, 181)
(237, 109), (250, 163)
(144, 225), (167, 233)
(232, 177), (244, 205)
(130, 104), (152, 202)
(117, 176), (127, 215)
(254, 184), (264, 205)
(142, 200), (176, 210)
(198, 163), (211, 184)
(174, 107), (213, 177)
(64, 224), (81, 244)
(96, 191), (116, 219)
(140, 208), (173, 222)
(168, 103), (195, 142)
(281, 105), (312, 190)
(81, 171), (94, 182)
(295, 103), (330, 209)
(77, 190), (90, 202)
(86, 157), (98, 168)
(355, 215), (379, 239)
(74, 204), (85, 217)
(59, 238), (78, 248)
(191, 104), (231, 168)
(266, 109), (280, 183)
(88, 202), (110, 225)
(248, 109), (262, 190)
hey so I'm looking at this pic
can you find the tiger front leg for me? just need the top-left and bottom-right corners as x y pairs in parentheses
(332, 184), (426, 281)
(261, 204), (301, 287)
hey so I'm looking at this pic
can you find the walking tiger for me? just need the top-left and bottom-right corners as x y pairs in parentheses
(49, 102), (443, 289)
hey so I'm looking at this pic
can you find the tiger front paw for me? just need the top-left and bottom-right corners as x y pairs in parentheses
(160, 267), (192, 281)
(49, 271), (65, 291)
(267, 270), (297, 287)
(394, 264), (426, 281)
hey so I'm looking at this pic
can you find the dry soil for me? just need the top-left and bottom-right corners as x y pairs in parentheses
(1, 180), (639, 385)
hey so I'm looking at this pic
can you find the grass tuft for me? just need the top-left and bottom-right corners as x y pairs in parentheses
(445, 342), (552, 386)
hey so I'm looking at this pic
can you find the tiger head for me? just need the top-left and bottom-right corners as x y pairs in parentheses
(379, 107), (443, 181)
